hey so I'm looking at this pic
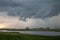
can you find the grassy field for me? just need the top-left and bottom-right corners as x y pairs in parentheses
(0, 32), (60, 40)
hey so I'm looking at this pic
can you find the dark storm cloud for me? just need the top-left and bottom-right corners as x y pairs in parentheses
(0, 0), (22, 7)
(0, 0), (60, 20)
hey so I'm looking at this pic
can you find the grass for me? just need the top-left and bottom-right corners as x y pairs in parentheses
(0, 32), (60, 40)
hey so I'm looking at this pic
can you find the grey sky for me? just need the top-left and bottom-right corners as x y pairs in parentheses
(0, 0), (60, 29)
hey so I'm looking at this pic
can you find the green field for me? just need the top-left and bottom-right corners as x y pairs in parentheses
(0, 32), (60, 40)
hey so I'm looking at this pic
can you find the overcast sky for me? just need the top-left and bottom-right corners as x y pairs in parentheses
(0, 0), (60, 29)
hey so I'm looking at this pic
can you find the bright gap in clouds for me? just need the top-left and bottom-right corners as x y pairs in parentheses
(0, 23), (7, 28)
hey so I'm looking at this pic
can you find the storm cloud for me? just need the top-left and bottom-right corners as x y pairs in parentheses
(0, 0), (60, 29)
(0, 0), (60, 20)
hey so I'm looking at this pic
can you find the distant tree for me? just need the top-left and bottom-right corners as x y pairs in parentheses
(47, 27), (50, 30)
(26, 27), (29, 30)
(39, 28), (44, 29)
